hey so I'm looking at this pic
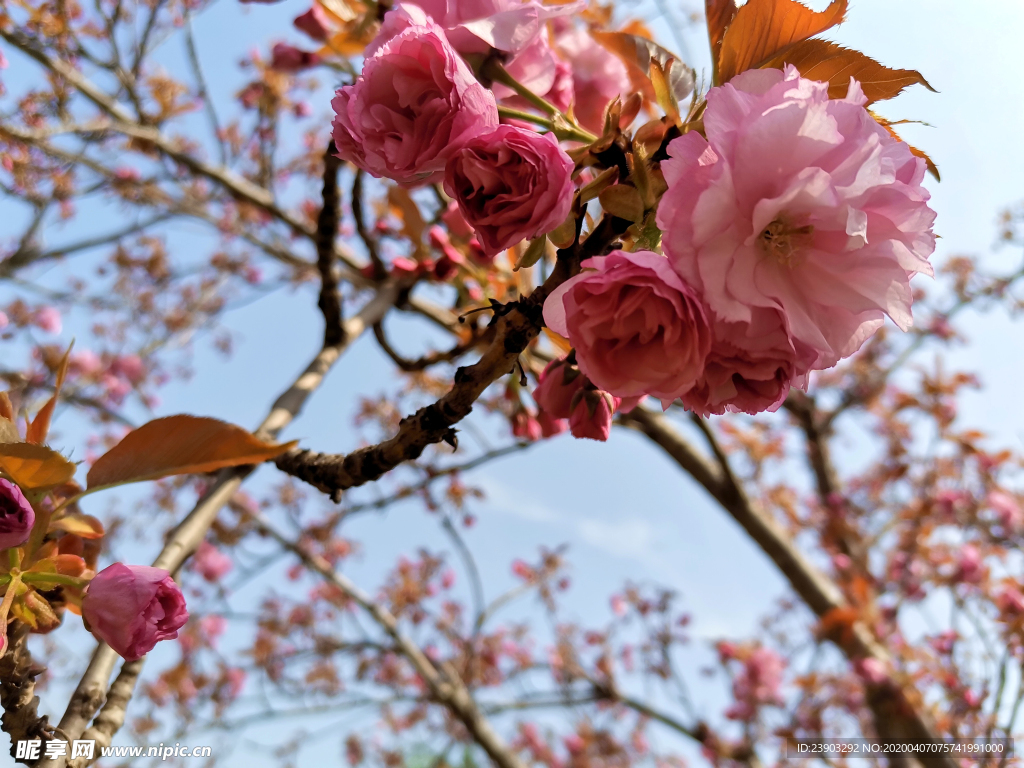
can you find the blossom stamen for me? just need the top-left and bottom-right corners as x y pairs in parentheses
(759, 218), (814, 267)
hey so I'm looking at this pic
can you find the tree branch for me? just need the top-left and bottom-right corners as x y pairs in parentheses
(246, 510), (529, 768)
(41, 284), (403, 768)
(619, 407), (956, 768)
(275, 214), (630, 500)
(317, 142), (345, 347)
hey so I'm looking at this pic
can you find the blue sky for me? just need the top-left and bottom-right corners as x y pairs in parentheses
(3, 0), (1024, 763)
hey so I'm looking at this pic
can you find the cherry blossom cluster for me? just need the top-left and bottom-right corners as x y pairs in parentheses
(548, 68), (936, 424)
(327, 0), (936, 443)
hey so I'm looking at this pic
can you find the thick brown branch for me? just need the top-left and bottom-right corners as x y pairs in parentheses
(43, 285), (402, 768)
(620, 408), (956, 768)
(372, 320), (485, 372)
(1, 623), (52, 764)
(317, 142), (345, 347)
(352, 168), (387, 279)
(274, 214), (629, 500)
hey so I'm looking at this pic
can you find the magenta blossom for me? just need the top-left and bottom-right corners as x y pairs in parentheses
(82, 563), (189, 661)
(0, 479), (34, 550)
(444, 125), (574, 256)
(294, 5), (331, 41)
(544, 251), (712, 405)
(333, 10), (498, 185)
(269, 42), (320, 72)
(658, 66), (936, 370)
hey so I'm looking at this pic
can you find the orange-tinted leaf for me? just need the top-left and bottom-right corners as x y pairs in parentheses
(27, 343), (73, 445)
(649, 57), (682, 126)
(542, 328), (573, 356)
(0, 443), (77, 489)
(0, 392), (13, 421)
(762, 39), (934, 104)
(705, 0), (739, 82)
(591, 32), (695, 104)
(876, 116), (940, 181)
(909, 144), (940, 181)
(54, 554), (88, 576)
(0, 417), (19, 444)
(387, 187), (427, 257)
(49, 513), (105, 540)
(86, 415), (297, 489)
(718, 0), (847, 84)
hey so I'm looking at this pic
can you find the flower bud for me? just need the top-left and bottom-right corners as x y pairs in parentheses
(82, 563), (189, 661)
(568, 388), (620, 442)
(0, 479), (35, 550)
(533, 358), (583, 419)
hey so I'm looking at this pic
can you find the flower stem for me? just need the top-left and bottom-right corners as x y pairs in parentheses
(0, 572), (23, 653)
(20, 572), (88, 588)
(496, 106), (598, 145)
(484, 60), (598, 144)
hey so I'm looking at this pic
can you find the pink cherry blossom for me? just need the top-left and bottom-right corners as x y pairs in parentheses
(444, 125), (574, 256)
(82, 563), (189, 661)
(194, 541), (234, 582)
(269, 42), (320, 73)
(552, 20), (631, 133)
(33, 306), (62, 335)
(658, 66), (936, 370)
(568, 388), (619, 442)
(533, 358), (584, 420)
(988, 489), (1022, 531)
(333, 11), (498, 185)
(544, 250), (712, 404)
(680, 307), (817, 416)
(294, 5), (331, 41)
(954, 544), (984, 585)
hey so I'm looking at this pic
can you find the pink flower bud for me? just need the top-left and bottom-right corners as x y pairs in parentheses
(953, 544), (984, 585)
(0, 479), (34, 550)
(293, 5), (331, 41)
(533, 358), (583, 419)
(511, 410), (542, 442)
(82, 563), (189, 661)
(269, 42), (320, 73)
(537, 410), (567, 438)
(568, 388), (619, 442)
(988, 490), (1022, 532)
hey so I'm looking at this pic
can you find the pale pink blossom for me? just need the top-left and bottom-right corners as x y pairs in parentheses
(658, 66), (936, 370)
(853, 657), (890, 686)
(194, 541), (234, 582)
(33, 306), (62, 335)
(552, 20), (631, 133)
(988, 490), (1022, 531)
(69, 350), (103, 378)
(544, 251), (712, 404)
(444, 125), (574, 256)
(407, 0), (579, 56)
(333, 11), (498, 185)
(82, 563), (189, 661)
(0, 311), (8, 330)
(726, 647), (785, 720)
(954, 544), (985, 585)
